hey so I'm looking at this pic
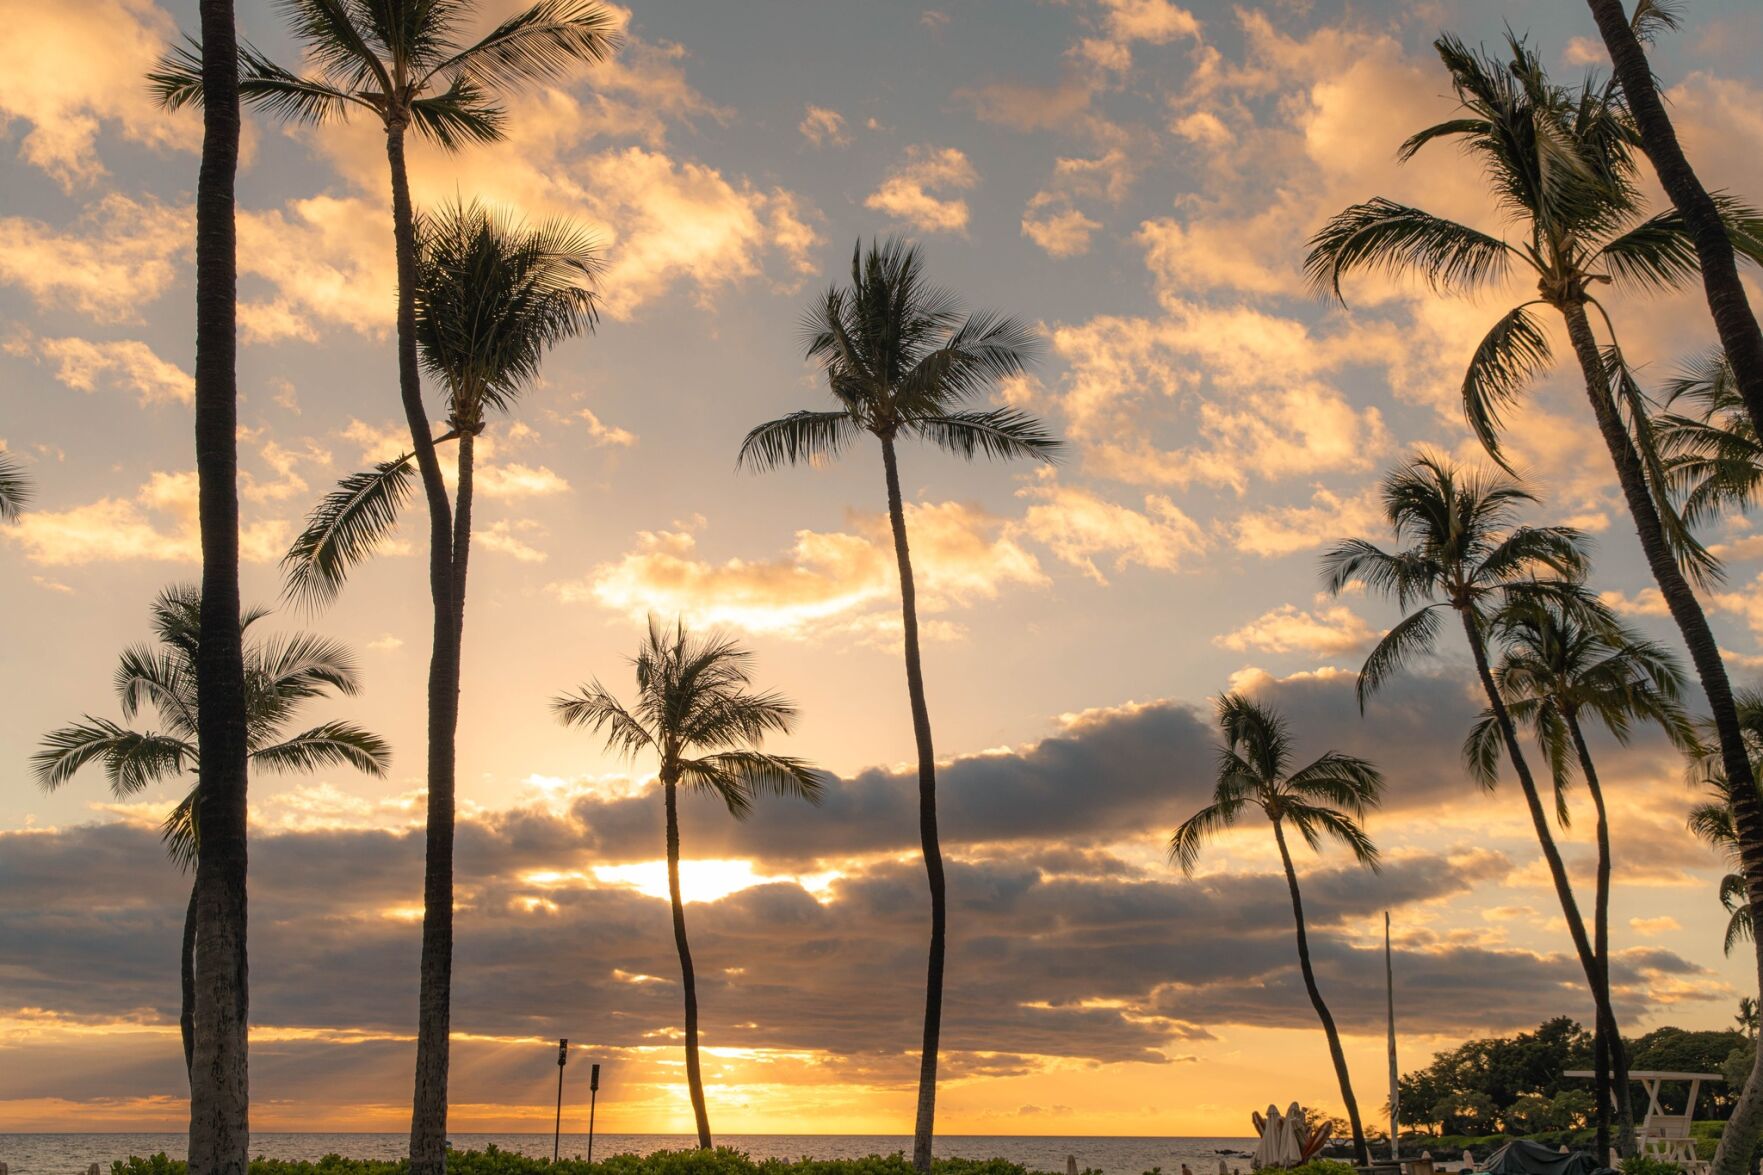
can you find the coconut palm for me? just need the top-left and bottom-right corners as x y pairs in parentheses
(1308, 40), (1763, 1151)
(178, 1), (249, 1166)
(1463, 592), (1691, 1149)
(32, 585), (389, 1083)
(1583, 0), (1763, 462)
(0, 448), (30, 521)
(150, 9), (615, 1166)
(551, 618), (824, 1149)
(1687, 694), (1763, 965)
(1319, 454), (1638, 1149)
(1658, 351), (1759, 524)
(276, 197), (597, 1162)
(737, 238), (1059, 1171)
(1170, 693), (1383, 1166)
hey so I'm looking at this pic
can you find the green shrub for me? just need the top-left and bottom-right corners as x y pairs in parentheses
(114, 1150), (1049, 1175)
(1281, 1161), (1356, 1175)
(1618, 1157), (1680, 1175)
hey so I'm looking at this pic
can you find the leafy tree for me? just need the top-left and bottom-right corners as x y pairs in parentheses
(275, 197), (597, 1165)
(32, 586), (389, 1085)
(0, 448), (30, 520)
(1171, 693), (1383, 1166)
(552, 619), (824, 1149)
(738, 238), (1059, 1172)
(1399, 1018), (1595, 1135)
(1629, 1026), (1748, 1117)
(152, 7), (616, 1168)
(1307, 34), (1763, 1153)
(1322, 455), (1633, 1151)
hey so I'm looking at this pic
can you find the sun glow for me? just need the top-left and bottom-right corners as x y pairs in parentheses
(526, 858), (846, 904)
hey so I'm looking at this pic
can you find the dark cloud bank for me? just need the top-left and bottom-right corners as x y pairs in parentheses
(1, 672), (1718, 1109)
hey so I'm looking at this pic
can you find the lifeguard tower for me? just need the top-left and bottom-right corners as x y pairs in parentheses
(1565, 1069), (1721, 1175)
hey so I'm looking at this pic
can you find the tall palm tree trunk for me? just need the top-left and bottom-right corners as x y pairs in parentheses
(182, 879), (197, 1082)
(1583, 0), (1763, 444)
(881, 435), (946, 1175)
(1271, 819), (1368, 1167)
(387, 122), (464, 1175)
(1458, 608), (1628, 1127)
(664, 774), (713, 1148)
(187, 1), (249, 1171)
(1560, 300), (1763, 1173)
(1565, 711), (1635, 1155)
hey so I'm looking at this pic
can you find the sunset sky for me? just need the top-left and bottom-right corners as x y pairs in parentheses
(6, 0), (1763, 1140)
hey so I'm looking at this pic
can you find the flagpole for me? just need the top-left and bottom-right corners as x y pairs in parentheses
(1386, 912), (1399, 1164)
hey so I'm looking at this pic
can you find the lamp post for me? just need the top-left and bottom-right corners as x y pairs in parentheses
(588, 1063), (601, 1165)
(554, 1039), (569, 1163)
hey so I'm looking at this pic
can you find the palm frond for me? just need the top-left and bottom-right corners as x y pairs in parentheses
(1461, 302), (1553, 462)
(1631, 0), (1685, 42)
(1168, 800), (1239, 877)
(408, 74), (506, 149)
(737, 410), (861, 471)
(420, 0), (619, 91)
(1304, 197), (1514, 303)
(908, 408), (1063, 464)
(678, 750), (826, 819)
(1355, 604), (1444, 709)
(1285, 751), (1384, 817)
(0, 447), (30, 522)
(252, 721), (391, 776)
(282, 454), (417, 609)
(551, 682), (656, 759)
(32, 719), (193, 795)
(161, 784), (200, 873)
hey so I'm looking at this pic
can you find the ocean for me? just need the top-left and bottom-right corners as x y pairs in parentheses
(0, 1134), (1261, 1175)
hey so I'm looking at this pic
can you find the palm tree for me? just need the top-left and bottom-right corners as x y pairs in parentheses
(1658, 350), (1759, 524)
(1740, 997), (1761, 1041)
(0, 448), (30, 520)
(1319, 454), (1638, 1150)
(1308, 41), (1763, 1153)
(738, 238), (1059, 1171)
(1170, 693), (1383, 1167)
(179, 1), (249, 1168)
(551, 618), (824, 1149)
(1583, 0), (1763, 458)
(150, 10), (616, 1166)
(33, 586), (389, 1081)
(276, 197), (597, 1163)
(1687, 694), (1763, 965)
(1463, 593), (1691, 1151)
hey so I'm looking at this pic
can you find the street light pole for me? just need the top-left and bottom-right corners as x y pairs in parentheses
(554, 1039), (569, 1163)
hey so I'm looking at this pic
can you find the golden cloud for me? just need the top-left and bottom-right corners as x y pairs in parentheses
(865, 146), (978, 235)
(0, 195), (189, 321)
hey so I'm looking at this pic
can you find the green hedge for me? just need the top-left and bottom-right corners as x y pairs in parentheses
(113, 1148), (1069, 1175)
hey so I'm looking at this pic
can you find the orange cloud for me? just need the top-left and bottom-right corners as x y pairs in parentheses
(0, 195), (189, 321)
(3, 470), (287, 566)
(5, 333), (190, 405)
(1215, 601), (1378, 658)
(865, 146), (979, 234)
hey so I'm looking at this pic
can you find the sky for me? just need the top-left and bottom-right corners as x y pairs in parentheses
(4, 0), (1763, 1140)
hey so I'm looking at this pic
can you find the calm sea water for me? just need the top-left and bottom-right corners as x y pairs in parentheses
(0, 1134), (1261, 1175)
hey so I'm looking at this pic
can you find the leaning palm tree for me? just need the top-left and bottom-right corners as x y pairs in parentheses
(1308, 40), (1763, 1151)
(151, 9), (616, 1168)
(0, 448), (30, 520)
(738, 238), (1059, 1172)
(32, 585), (389, 1082)
(551, 618), (823, 1149)
(1464, 592), (1690, 1148)
(1583, 0), (1763, 464)
(276, 197), (597, 1163)
(1319, 454), (1638, 1150)
(1170, 693), (1383, 1167)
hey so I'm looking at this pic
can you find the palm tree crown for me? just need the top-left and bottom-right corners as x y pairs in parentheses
(282, 200), (600, 607)
(1170, 693), (1383, 877)
(738, 238), (1060, 471)
(1686, 692), (1763, 956)
(33, 584), (391, 864)
(0, 448), (30, 522)
(552, 617), (824, 813)
(151, 0), (619, 150)
(1321, 453), (1589, 707)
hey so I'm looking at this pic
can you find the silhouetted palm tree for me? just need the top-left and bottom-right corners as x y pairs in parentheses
(1170, 693), (1383, 1167)
(155, 0), (251, 1165)
(1464, 593), (1690, 1146)
(738, 238), (1058, 1171)
(152, 9), (616, 1167)
(33, 586), (388, 1083)
(1584, 0), (1763, 463)
(1658, 351), (1759, 523)
(276, 198), (596, 1163)
(1320, 454), (1637, 1150)
(1687, 694), (1763, 965)
(0, 449), (30, 520)
(552, 618), (824, 1149)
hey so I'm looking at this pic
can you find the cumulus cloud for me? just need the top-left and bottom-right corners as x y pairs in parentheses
(5, 332), (190, 405)
(3, 471), (287, 566)
(1230, 486), (1382, 558)
(799, 105), (850, 148)
(1215, 600), (1378, 658)
(1021, 196), (1102, 258)
(1015, 479), (1206, 581)
(0, 0), (197, 188)
(554, 503), (1045, 641)
(865, 146), (979, 234)
(0, 195), (189, 321)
